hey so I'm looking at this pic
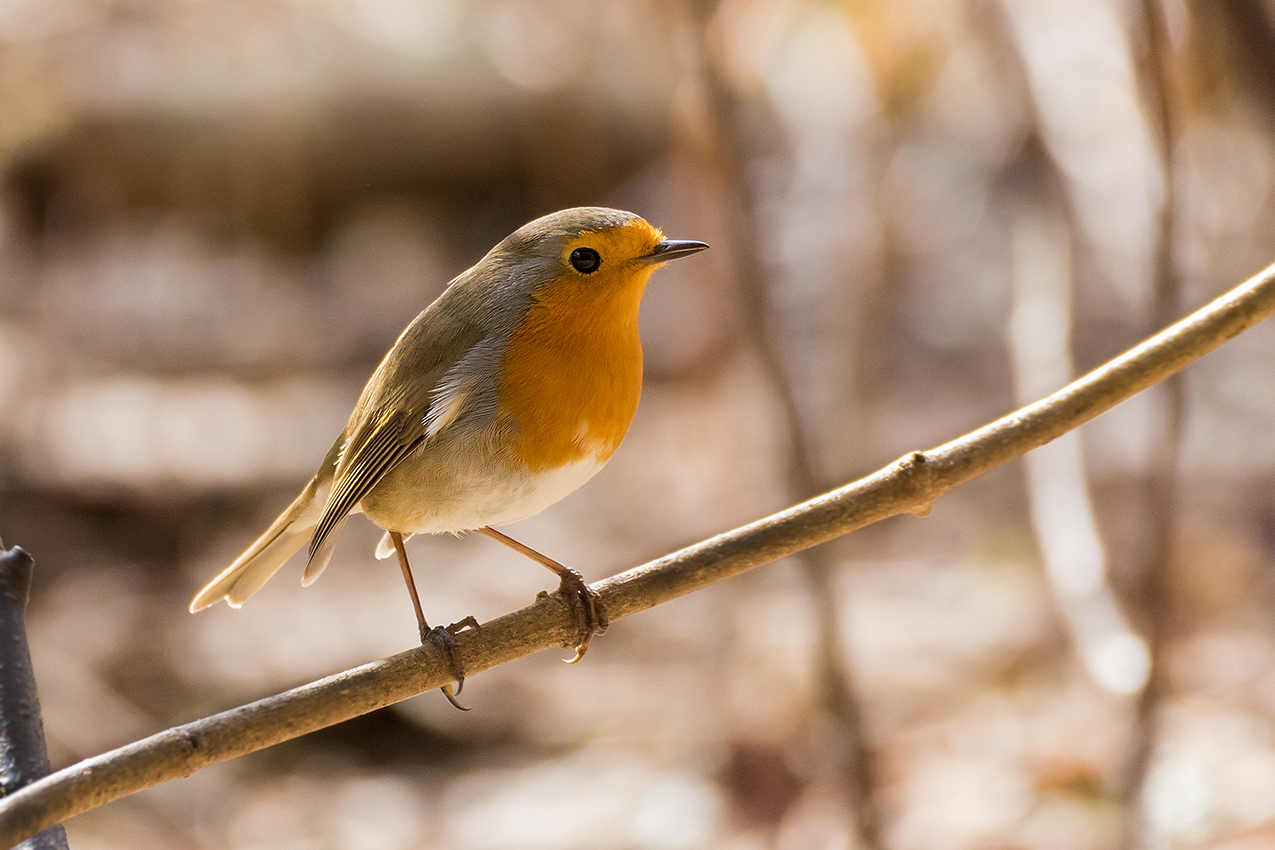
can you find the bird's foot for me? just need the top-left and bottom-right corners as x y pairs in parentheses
(421, 616), (481, 710)
(555, 569), (609, 664)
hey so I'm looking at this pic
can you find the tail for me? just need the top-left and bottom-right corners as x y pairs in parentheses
(189, 477), (326, 612)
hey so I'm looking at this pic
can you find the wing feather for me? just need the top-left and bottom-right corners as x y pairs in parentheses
(298, 283), (513, 583)
(304, 410), (421, 582)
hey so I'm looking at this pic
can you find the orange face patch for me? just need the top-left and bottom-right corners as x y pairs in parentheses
(559, 218), (665, 276)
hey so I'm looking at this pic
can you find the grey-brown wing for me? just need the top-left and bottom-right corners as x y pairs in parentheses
(299, 265), (518, 582)
(304, 409), (422, 583)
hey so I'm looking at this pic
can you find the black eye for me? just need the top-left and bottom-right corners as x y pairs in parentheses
(569, 247), (601, 274)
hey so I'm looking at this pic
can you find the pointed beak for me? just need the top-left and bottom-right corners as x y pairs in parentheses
(640, 239), (709, 265)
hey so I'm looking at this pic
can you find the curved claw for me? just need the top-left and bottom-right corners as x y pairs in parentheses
(564, 637), (590, 665)
(441, 683), (471, 711)
(447, 615), (482, 636)
(423, 623), (474, 711)
(474, 527), (608, 665)
(555, 575), (607, 663)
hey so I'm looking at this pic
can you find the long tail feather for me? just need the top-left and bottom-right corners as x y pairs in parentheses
(302, 516), (349, 586)
(189, 479), (324, 612)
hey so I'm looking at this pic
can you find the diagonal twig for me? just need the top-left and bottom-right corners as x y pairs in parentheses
(1, 258), (1274, 848)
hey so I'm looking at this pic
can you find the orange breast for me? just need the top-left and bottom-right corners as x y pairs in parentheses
(497, 271), (651, 473)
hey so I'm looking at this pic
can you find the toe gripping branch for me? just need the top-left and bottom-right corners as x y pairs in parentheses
(555, 568), (609, 664)
(475, 527), (609, 664)
(423, 617), (482, 711)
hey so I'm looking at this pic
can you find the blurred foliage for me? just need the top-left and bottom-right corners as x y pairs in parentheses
(3, 0), (1275, 848)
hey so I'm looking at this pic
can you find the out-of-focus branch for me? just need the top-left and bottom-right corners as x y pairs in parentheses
(0, 545), (69, 850)
(685, 4), (884, 846)
(994, 0), (1168, 697)
(1, 260), (1275, 847)
(714, 100), (885, 850)
(1216, 0), (1275, 113)
(1122, 0), (1185, 845)
(1009, 201), (1150, 693)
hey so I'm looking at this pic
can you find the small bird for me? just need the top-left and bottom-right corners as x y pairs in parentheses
(190, 207), (708, 706)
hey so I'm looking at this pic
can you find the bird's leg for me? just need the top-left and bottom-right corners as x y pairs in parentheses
(388, 531), (478, 710)
(475, 526), (609, 663)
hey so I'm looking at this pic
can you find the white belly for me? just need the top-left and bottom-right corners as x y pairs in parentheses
(363, 454), (608, 536)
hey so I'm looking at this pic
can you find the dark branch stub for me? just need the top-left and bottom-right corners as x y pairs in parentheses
(0, 546), (68, 850)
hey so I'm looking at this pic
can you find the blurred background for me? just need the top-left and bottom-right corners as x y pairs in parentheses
(2, 0), (1275, 847)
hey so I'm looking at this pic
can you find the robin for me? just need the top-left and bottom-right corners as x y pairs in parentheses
(190, 207), (708, 707)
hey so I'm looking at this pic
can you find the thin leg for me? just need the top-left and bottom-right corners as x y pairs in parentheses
(388, 531), (475, 710)
(391, 531), (431, 640)
(475, 526), (609, 662)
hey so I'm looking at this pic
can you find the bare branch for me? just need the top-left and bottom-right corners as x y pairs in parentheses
(1, 259), (1274, 847)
